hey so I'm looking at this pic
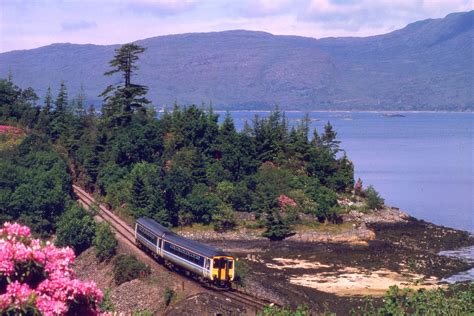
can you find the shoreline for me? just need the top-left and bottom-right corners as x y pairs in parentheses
(176, 207), (473, 250)
(211, 109), (474, 114)
(192, 210), (474, 312)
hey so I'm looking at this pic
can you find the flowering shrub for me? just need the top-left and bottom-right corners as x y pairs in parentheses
(278, 195), (297, 212)
(0, 222), (103, 315)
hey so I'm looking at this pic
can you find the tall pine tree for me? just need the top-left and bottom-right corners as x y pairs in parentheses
(100, 43), (150, 128)
(51, 82), (68, 140)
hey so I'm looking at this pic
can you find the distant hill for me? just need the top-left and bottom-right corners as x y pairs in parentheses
(1, 11), (472, 111)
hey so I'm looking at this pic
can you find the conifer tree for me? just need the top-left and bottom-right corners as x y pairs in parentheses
(321, 121), (340, 155)
(100, 43), (150, 127)
(262, 211), (294, 241)
(74, 85), (87, 118)
(51, 82), (68, 140)
(37, 87), (53, 134)
(131, 176), (150, 218)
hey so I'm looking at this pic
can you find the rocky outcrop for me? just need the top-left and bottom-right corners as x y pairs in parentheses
(342, 207), (410, 224)
(287, 224), (375, 244)
(177, 224), (375, 244)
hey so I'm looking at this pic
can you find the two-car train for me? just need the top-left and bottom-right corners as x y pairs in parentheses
(135, 217), (235, 286)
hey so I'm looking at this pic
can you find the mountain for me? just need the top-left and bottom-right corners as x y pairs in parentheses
(1, 11), (472, 111)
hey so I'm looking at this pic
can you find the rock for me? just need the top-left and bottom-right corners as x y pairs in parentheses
(343, 207), (410, 224)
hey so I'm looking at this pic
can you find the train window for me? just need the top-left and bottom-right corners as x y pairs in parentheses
(137, 225), (158, 245)
(164, 242), (205, 267)
(228, 260), (233, 269)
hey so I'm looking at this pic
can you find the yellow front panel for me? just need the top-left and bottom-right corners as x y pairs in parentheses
(211, 256), (234, 281)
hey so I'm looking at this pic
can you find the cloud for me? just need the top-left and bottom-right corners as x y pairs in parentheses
(61, 20), (97, 32)
(1, 0), (472, 52)
(300, 0), (472, 31)
(125, 0), (200, 16)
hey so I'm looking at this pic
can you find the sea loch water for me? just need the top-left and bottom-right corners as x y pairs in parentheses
(218, 111), (473, 233)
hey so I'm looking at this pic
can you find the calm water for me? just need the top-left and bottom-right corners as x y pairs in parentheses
(217, 111), (473, 233)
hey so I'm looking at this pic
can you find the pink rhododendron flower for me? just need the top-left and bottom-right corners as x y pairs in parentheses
(0, 281), (33, 307)
(278, 194), (297, 210)
(0, 222), (103, 315)
(36, 295), (68, 316)
(0, 240), (14, 275)
(0, 222), (31, 238)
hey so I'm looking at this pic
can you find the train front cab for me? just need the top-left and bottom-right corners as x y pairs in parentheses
(211, 256), (234, 286)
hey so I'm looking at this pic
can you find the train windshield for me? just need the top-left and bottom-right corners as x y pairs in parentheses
(214, 258), (233, 269)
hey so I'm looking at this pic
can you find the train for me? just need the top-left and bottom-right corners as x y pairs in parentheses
(134, 217), (235, 286)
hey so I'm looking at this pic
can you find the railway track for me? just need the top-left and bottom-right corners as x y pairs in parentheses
(73, 185), (275, 315)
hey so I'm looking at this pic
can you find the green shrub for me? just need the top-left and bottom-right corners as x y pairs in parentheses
(94, 222), (118, 262)
(113, 254), (151, 285)
(163, 287), (175, 306)
(55, 205), (96, 255)
(262, 211), (294, 241)
(213, 203), (237, 232)
(99, 288), (115, 312)
(352, 284), (474, 315)
(365, 185), (384, 210)
(234, 260), (249, 287)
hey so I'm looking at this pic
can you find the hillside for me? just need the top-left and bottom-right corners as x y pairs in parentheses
(0, 11), (472, 111)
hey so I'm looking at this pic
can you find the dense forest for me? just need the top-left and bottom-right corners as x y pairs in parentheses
(0, 43), (377, 240)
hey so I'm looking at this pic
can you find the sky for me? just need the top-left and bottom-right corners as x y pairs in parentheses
(1, 0), (472, 53)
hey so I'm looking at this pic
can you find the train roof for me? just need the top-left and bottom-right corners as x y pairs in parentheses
(136, 217), (230, 258)
(137, 217), (168, 236)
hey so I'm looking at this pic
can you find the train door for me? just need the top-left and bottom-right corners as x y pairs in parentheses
(157, 238), (162, 256)
(204, 258), (210, 279)
(214, 258), (231, 282)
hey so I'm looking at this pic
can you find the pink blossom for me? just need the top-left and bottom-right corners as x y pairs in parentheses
(278, 194), (297, 210)
(0, 281), (33, 307)
(36, 295), (68, 316)
(0, 222), (103, 315)
(0, 240), (14, 275)
(0, 222), (31, 238)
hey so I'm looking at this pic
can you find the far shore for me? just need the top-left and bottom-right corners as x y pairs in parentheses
(209, 109), (474, 114)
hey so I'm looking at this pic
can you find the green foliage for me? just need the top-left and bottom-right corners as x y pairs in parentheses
(97, 162), (128, 195)
(0, 136), (72, 236)
(234, 260), (249, 287)
(307, 186), (341, 223)
(100, 43), (150, 128)
(352, 284), (474, 315)
(262, 211), (294, 241)
(252, 164), (295, 217)
(2, 71), (357, 237)
(321, 121), (340, 155)
(180, 184), (221, 225)
(163, 287), (175, 307)
(99, 288), (115, 312)
(94, 222), (118, 262)
(113, 254), (151, 286)
(365, 185), (384, 210)
(50, 82), (69, 141)
(213, 203), (237, 232)
(55, 204), (96, 255)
